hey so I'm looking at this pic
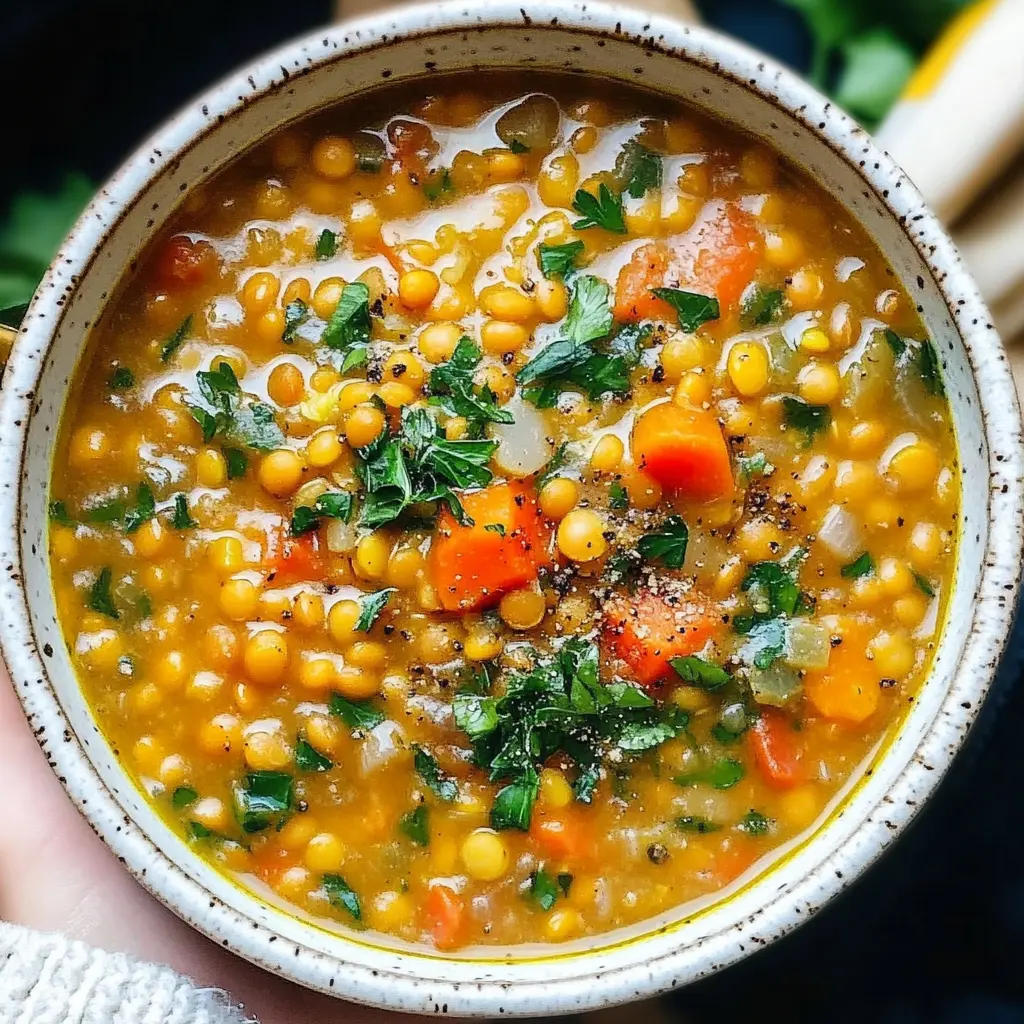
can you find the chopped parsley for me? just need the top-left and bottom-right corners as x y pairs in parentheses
(224, 448), (248, 480)
(122, 482), (156, 534)
(782, 396), (831, 443)
(508, 139), (530, 154)
(840, 552), (874, 578)
(315, 229), (337, 261)
(413, 746), (459, 802)
(609, 481), (629, 509)
(87, 567), (119, 619)
(673, 758), (745, 790)
(160, 314), (193, 363)
(741, 286), (785, 327)
(188, 361), (285, 451)
(321, 281), (371, 367)
(636, 515), (689, 568)
(913, 570), (935, 598)
(538, 240), (584, 280)
(738, 810), (772, 835)
(171, 786), (198, 810)
(295, 738), (333, 773)
(108, 366), (135, 389)
(650, 288), (720, 332)
(49, 500), (75, 525)
(617, 140), (662, 199)
(428, 336), (513, 428)
(669, 655), (730, 690)
(329, 693), (385, 732)
(322, 874), (361, 921)
(355, 588), (396, 632)
(290, 491), (354, 535)
(171, 493), (197, 529)
(484, 523), (506, 536)
(676, 815), (720, 834)
(571, 184), (626, 234)
(399, 805), (430, 846)
(235, 770), (292, 833)
(528, 868), (562, 911)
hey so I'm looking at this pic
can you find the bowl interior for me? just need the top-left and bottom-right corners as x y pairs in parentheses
(4, 4), (1016, 1015)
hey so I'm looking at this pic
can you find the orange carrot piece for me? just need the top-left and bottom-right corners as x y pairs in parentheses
(153, 235), (219, 290)
(529, 811), (593, 862)
(266, 527), (323, 584)
(604, 588), (723, 688)
(709, 836), (759, 886)
(613, 243), (676, 322)
(429, 482), (552, 612)
(614, 203), (762, 322)
(748, 709), (803, 789)
(804, 623), (881, 723)
(424, 884), (465, 950)
(631, 402), (733, 500)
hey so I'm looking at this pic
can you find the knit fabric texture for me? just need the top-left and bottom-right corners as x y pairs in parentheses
(0, 923), (253, 1024)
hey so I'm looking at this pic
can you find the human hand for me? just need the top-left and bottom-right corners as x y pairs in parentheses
(0, 661), (396, 1023)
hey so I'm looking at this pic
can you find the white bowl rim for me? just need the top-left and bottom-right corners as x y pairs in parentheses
(1, 1), (1022, 1016)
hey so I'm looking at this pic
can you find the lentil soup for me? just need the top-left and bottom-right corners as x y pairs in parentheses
(49, 75), (959, 950)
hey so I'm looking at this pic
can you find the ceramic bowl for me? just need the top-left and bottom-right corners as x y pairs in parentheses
(1, 1), (1021, 1016)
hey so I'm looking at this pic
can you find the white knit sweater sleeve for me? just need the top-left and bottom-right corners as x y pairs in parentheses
(0, 923), (253, 1024)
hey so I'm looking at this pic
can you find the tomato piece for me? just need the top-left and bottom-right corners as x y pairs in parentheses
(266, 528), (323, 584)
(153, 234), (219, 290)
(630, 402), (733, 500)
(429, 482), (552, 612)
(748, 709), (804, 789)
(604, 588), (723, 688)
(424, 884), (464, 950)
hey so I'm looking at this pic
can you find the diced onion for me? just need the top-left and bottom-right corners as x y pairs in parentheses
(784, 620), (831, 670)
(488, 394), (554, 479)
(748, 663), (802, 707)
(817, 504), (862, 560)
(359, 719), (408, 776)
(325, 517), (357, 554)
(495, 94), (560, 152)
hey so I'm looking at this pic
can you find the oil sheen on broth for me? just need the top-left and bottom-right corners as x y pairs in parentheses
(48, 74), (959, 950)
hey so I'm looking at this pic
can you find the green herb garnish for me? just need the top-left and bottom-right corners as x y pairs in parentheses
(329, 693), (385, 732)
(108, 366), (135, 389)
(571, 184), (626, 234)
(650, 288), (720, 332)
(782, 396), (831, 443)
(290, 491), (354, 535)
(171, 493), (197, 529)
(636, 515), (688, 568)
(295, 738), (333, 773)
(538, 240), (584, 280)
(841, 552), (873, 579)
(355, 588), (396, 632)
(315, 229), (338, 260)
(235, 770), (292, 833)
(399, 805), (430, 846)
(669, 655), (730, 690)
(282, 298), (310, 343)
(87, 567), (119, 619)
(413, 746), (459, 802)
(322, 874), (361, 921)
(160, 315), (193, 363)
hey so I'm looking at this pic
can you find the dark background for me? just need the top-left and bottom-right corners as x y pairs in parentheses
(3, 2), (1022, 1020)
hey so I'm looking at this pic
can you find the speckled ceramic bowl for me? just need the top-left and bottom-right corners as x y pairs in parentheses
(1, 1), (1021, 1016)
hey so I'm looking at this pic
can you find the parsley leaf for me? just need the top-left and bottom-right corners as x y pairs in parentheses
(609, 481), (629, 509)
(322, 874), (361, 921)
(674, 757), (745, 790)
(108, 366), (134, 389)
(235, 770), (292, 833)
(508, 139), (530, 154)
(538, 240), (584, 280)
(617, 140), (663, 199)
(670, 655), (730, 690)
(329, 693), (385, 732)
(564, 275), (614, 345)
(321, 282), (371, 359)
(913, 570), (935, 598)
(738, 809), (772, 835)
(171, 493), (197, 529)
(355, 588), (396, 632)
(676, 815), (720, 834)
(282, 298), (310, 343)
(491, 770), (539, 831)
(782, 396), (831, 443)
(290, 491), (354, 535)
(413, 746), (459, 802)
(49, 500), (75, 526)
(315, 229), (337, 261)
(636, 515), (688, 568)
(224, 448), (248, 479)
(453, 692), (500, 740)
(122, 483), (156, 535)
(428, 336), (513, 427)
(741, 286), (785, 327)
(160, 315), (193, 363)
(529, 868), (561, 911)
(171, 786), (198, 809)
(188, 362), (285, 451)
(650, 288), (720, 331)
(295, 738), (332, 773)
(918, 338), (944, 397)
(399, 805), (430, 846)
(571, 184), (626, 234)
(840, 552), (873, 579)
(740, 552), (806, 619)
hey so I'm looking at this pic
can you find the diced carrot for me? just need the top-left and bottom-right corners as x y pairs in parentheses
(804, 623), (881, 723)
(424, 883), (464, 950)
(709, 836), (759, 886)
(529, 810), (593, 862)
(266, 527), (324, 584)
(613, 243), (676, 322)
(614, 203), (762, 322)
(631, 402), (733, 500)
(153, 235), (219, 290)
(604, 588), (723, 688)
(429, 482), (552, 612)
(748, 709), (803, 789)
